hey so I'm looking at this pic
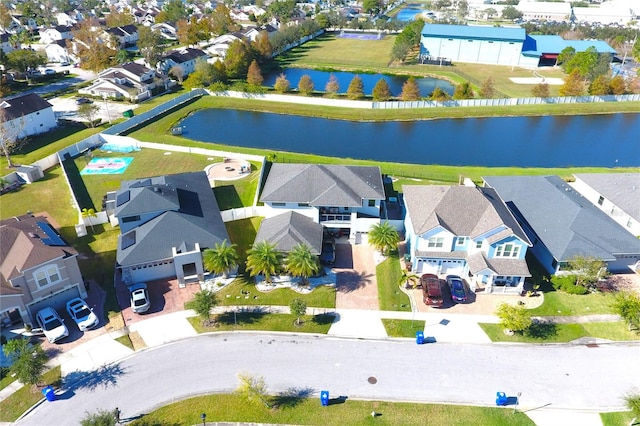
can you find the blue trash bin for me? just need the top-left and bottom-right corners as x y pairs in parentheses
(320, 390), (329, 406)
(416, 331), (424, 345)
(42, 386), (55, 402)
(496, 392), (507, 406)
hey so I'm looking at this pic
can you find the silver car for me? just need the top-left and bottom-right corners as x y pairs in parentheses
(128, 283), (150, 314)
(35, 307), (69, 343)
(66, 297), (99, 331)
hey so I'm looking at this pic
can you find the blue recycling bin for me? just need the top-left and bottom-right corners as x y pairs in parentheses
(416, 331), (424, 345)
(42, 386), (55, 402)
(320, 390), (329, 406)
(496, 392), (507, 406)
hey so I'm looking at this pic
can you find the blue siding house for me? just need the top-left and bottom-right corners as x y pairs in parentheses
(403, 185), (532, 294)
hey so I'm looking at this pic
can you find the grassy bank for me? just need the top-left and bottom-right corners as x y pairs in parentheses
(382, 319), (425, 337)
(0, 367), (61, 422)
(187, 312), (334, 334)
(479, 321), (640, 343)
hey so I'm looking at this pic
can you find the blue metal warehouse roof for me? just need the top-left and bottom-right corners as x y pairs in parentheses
(522, 34), (616, 56)
(421, 23), (526, 42)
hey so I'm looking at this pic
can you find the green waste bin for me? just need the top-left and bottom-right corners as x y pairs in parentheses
(123, 109), (134, 118)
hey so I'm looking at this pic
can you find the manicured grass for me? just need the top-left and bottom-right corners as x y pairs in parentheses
(600, 411), (637, 426)
(377, 254), (411, 312)
(225, 217), (262, 272)
(382, 319), (425, 338)
(478, 321), (640, 343)
(0, 366), (62, 422)
(115, 334), (134, 351)
(0, 370), (16, 391)
(130, 393), (534, 426)
(187, 312), (334, 334)
(528, 290), (617, 316)
(217, 277), (336, 308)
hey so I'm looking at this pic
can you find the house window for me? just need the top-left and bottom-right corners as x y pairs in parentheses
(272, 202), (286, 207)
(597, 196), (604, 206)
(495, 243), (520, 258)
(298, 203), (310, 207)
(34, 265), (61, 287)
(427, 237), (444, 248)
(476, 240), (482, 249)
(122, 215), (140, 223)
(456, 237), (466, 245)
(368, 200), (375, 207)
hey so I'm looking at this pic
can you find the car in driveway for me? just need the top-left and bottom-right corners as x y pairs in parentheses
(35, 307), (69, 343)
(421, 273), (443, 307)
(66, 297), (99, 331)
(75, 97), (92, 105)
(320, 241), (336, 264)
(446, 275), (467, 303)
(128, 282), (150, 313)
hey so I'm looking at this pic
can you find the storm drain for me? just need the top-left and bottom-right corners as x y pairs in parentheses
(368, 376), (377, 384)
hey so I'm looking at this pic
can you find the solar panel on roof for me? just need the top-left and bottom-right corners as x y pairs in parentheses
(36, 221), (66, 246)
(116, 190), (130, 207)
(121, 231), (136, 250)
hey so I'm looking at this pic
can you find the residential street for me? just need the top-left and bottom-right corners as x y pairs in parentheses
(16, 333), (640, 425)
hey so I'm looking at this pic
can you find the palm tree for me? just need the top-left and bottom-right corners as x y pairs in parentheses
(246, 241), (282, 284)
(203, 239), (239, 278)
(368, 221), (399, 255)
(399, 268), (419, 289)
(285, 243), (320, 286)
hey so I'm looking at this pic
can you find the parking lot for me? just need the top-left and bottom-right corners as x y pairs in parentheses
(48, 96), (138, 126)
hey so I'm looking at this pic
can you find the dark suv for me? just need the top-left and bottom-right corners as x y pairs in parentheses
(421, 273), (443, 307)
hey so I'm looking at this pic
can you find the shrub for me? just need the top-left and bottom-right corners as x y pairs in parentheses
(551, 274), (589, 295)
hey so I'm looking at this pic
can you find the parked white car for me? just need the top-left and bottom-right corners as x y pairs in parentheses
(128, 283), (150, 314)
(35, 307), (69, 343)
(66, 297), (99, 331)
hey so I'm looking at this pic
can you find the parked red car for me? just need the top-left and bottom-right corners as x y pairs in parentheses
(421, 273), (443, 307)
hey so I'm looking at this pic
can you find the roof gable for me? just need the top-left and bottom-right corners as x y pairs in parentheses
(573, 173), (640, 221)
(255, 211), (323, 254)
(1, 94), (52, 121)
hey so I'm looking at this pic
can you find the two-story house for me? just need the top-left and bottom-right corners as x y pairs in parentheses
(103, 24), (139, 48)
(113, 172), (230, 286)
(158, 47), (208, 77)
(403, 185), (532, 294)
(0, 93), (57, 140)
(39, 25), (73, 45)
(0, 214), (87, 328)
(0, 33), (16, 54)
(259, 164), (386, 241)
(79, 62), (168, 101)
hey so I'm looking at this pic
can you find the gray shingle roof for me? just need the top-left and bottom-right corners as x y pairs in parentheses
(255, 211), (323, 254)
(165, 47), (207, 63)
(260, 164), (385, 207)
(402, 185), (530, 244)
(573, 173), (640, 222)
(483, 175), (640, 262)
(467, 252), (531, 277)
(115, 172), (229, 266)
(1, 94), (52, 120)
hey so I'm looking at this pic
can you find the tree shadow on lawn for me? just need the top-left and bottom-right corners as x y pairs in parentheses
(525, 321), (558, 339)
(63, 363), (126, 392)
(215, 309), (268, 326)
(271, 386), (315, 409)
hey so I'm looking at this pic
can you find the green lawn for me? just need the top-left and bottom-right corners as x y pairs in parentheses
(216, 277), (336, 308)
(130, 393), (534, 426)
(382, 319), (425, 338)
(377, 254), (411, 312)
(0, 370), (16, 391)
(600, 411), (638, 426)
(187, 312), (334, 334)
(225, 217), (263, 272)
(479, 321), (640, 343)
(528, 290), (617, 316)
(0, 367), (61, 422)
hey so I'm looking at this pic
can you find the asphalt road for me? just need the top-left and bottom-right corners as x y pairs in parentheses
(16, 334), (640, 425)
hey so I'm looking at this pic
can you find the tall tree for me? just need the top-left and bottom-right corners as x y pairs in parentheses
(137, 26), (163, 68)
(297, 74), (314, 95)
(285, 243), (319, 286)
(162, 0), (189, 22)
(346, 75), (364, 100)
(169, 65), (185, 83)
(363, 0), (383, 15)
(72, 19), (116, 72)
(479, 76), (495, 98)
(246, 60), (263, 86)
(224, 40), (252, 79)
(368, 221), (399, 255)
(209, 4), (238, 36)
(6, 49), (47, 82)
(274, 73), (290, 93)
(453, 81), (475, 99)
(325, 73), (339, 97)
(246, 241), (282, 284)
(184, 59), (216, 89)
(77, 103), (101, 128)
(105, 7), (134, 27)
(588, 75), (611, 95)
(501, 5), (522, 20)
(3, 337), (48, 386)
(611, 291), (640, 332)
(252, 31), (273, 63)
(372, 78), (391, 101)
(559, 69), (585, 96)
(400, 77), (421, 101)
(202, 240), (239, 278)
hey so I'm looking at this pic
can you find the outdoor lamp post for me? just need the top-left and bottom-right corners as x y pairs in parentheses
(201, 412), (206, 426)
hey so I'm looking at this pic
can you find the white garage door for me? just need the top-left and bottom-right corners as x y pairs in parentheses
(28, 285), (81, 319)
(131, 261), (175, 283)
(417, 259), (439, 274)
(440, 259), (465, 276)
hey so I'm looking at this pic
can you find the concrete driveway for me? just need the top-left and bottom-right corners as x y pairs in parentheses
(48, 96), (138, 126)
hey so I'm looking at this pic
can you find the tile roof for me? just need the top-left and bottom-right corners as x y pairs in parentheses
(260, 164), (385, 207)
(1, 94), (52, 121)
(255, 211), (323, 254)
(483, 175), (640, 262)
(573, 173), (640, 221)
(402, 185), (530, 244)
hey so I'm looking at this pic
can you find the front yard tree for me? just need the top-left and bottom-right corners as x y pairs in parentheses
(246, 241), (282, 284)
(77, 103), (101, 128)
(567, 254), (608, 288)
(6, 49), (46, 82)
(274, 73), (290, 93)
(3, 337), (48, 386)
(246, 60), (263, 87)
(399, 268), (419, 289)
(372, 78), (391, 101)
(325, 73), (340, 97)
(189, 289), (218, 325)
(203, 240), (239, 278)
(285, 243), (320, 286)
(137, 26), (163, 68)
(400, 77), (421, 101)
(237, 373), (271, 408)
(346, 75), (364, 100)
(368, 221), (399, 255)
(290, 298), (307, 325)
(495, 303), (532, 334)
(169, 65), (186, 84)
(297, 74), (314, 95)
(611, 291), (640, 332)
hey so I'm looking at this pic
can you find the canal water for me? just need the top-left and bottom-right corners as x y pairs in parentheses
(179, 109), (640, 168)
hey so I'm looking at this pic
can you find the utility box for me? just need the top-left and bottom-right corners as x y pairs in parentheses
(320, 390), (329, 406)
(416, 331), (424, 345)
(123, 109), (134, 118)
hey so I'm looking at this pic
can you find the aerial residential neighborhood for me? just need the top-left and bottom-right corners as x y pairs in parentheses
(1, 0), (640, 425)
